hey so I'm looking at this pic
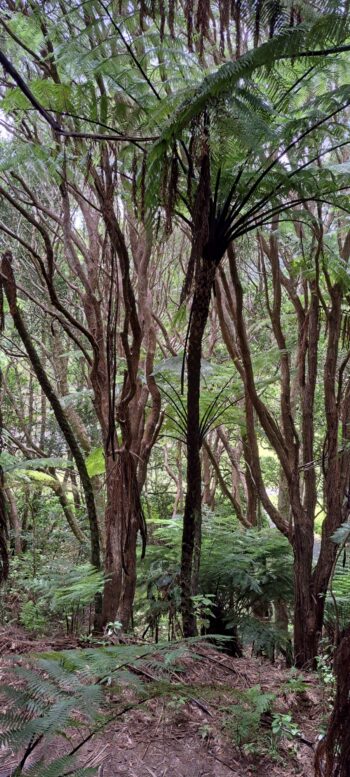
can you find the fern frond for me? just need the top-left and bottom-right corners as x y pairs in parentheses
(152, 14), (350, 148)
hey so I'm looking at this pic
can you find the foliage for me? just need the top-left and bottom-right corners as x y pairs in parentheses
(3, 561), (105, 635)
(139, 513), (293, 654)
(0, 640), (202, 776)
(324, 522), (350, 636)
(222, 684), (276, 748)
(19, 600), (48, 634)
(2, 3), (350, 770)
(223, 684), (301, 759)
(271, 712), (300, 741)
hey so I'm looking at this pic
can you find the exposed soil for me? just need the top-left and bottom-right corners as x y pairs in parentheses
(0, 627), (325, 777)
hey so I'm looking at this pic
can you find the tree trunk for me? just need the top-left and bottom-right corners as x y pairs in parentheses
(181, 258), (215, 637)
(315, 626), (350, 777)
(101, 454), (123, 627)
(117, 512), (138, 630)
(102, 449), (145, 629)
(242, 429), (258, 526)
(4, 487), (21, 555)
(292, 519), (316, 667)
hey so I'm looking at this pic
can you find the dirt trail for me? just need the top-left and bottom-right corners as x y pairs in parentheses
(0, 627), (323, 777)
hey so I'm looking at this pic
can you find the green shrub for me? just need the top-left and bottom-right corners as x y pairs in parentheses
(19, 600), (48, 633)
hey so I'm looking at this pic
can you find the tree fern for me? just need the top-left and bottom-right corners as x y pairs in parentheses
(151, 13), (350, 148)
(139, 514), (293, 652)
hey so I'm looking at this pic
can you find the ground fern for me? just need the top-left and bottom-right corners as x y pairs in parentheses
(0, 639), (202, 776)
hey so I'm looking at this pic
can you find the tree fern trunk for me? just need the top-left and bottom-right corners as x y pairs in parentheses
(181, 258), (215, 637)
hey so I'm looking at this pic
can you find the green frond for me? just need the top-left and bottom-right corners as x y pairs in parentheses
(152, 14), (350, 148)
(24, 754), (97, 777)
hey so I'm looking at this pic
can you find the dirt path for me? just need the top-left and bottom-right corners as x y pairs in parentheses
(0, 628), (324, 777)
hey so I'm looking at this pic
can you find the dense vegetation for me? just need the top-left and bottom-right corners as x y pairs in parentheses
(1, 1), (350, 775)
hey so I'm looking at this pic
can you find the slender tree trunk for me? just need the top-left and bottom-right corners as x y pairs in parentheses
(202, 448), (212, 506)
(0, 349), (8, 580)
(49, 478), (86, 544)
(4, 487), (21, 555)
(1, 252), (102, 626)
(181, 258), (215, 636)
(242, 429), (258, 526)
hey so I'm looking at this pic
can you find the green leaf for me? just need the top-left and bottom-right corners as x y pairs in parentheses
(1, 455), (73, 474)
(332, 521), (350, 545)
(85, 447), (105, 477)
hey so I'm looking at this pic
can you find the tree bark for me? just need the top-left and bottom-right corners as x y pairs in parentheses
(4, 487), (21, 555)
(315, 626), (350, 777)
(101, 454), (123, 627)
(181, 258), (215, 636)
(101, 449), (145, 629)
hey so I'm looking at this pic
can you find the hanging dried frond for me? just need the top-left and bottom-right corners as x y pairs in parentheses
(187, 129), (195, 205)
(140, 0), (147, 30)
(219, 5), (225, 55)
(196, 0), (210, 56)
(185, 0), (194, 51)
(161, 152), (169, 206)
(219, 0), (230, 55)
(159, 0), (165, 40)
(233, 0), (242, 57)
(105, 242), (119, 462)
(254, 0), (263, 47)
(290, 3), (303, 26)
(165, 149), (178, 235)
(0, 366), (8, 584)
(180, 146), (211, 304)
(0, 276), (4, 334)
(341, 309), (350, 349)
(269, 1), (282, 38)
(221, 0), (230, 30)
(169, 0), (175, 37)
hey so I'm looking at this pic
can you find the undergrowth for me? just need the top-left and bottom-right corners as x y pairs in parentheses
(0, 640), (208, 777)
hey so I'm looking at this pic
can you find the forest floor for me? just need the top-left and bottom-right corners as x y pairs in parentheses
(0, 626), (325, 777)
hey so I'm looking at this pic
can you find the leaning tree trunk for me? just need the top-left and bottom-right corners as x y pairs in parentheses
(1, 252), (102, 625)
(181, 257), (215, 637)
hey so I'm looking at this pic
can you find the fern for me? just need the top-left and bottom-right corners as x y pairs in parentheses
(222, 684), (276, 747)
(0, 640), (202, 776)
(151, 14), (350, 148)
(139, 514), (293, 652)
